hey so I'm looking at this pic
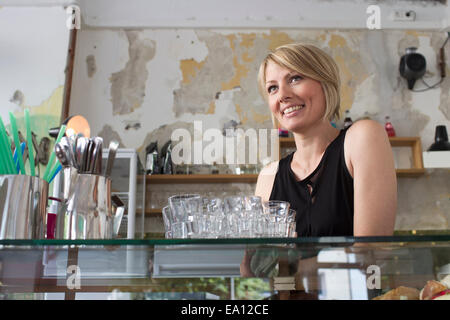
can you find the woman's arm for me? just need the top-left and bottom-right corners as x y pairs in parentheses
(345, 119), (397, 236)
(254, 160), (278, 201)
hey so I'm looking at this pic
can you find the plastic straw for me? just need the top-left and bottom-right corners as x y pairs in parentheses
(25, 109), (35, 176)
(0, 149), (6, 174)
(13, 142), (26, 174)
(43, 124), (66, 182)
(9, 112), (26, 174)
(48, 163), (62, 184)
(0, 116), (16, 174)
(0, 125), (11, 174)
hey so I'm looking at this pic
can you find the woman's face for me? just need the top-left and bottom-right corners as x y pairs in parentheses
(264, 60), (327, 132)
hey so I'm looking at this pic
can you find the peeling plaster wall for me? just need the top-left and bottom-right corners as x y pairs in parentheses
(0, 6), (69, 150)
(69, 26), (450, 234)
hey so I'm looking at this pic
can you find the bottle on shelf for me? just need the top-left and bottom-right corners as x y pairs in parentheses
(211, 162), (219, 174)
(278, 126), (289, 137)
(343, 110), (353, 129)
(175, 161), (186, 174)
(385, 116), (396, 137)
(145, 141), (160, 175)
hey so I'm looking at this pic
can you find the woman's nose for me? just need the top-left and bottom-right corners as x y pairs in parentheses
(278, 83), (292, 102)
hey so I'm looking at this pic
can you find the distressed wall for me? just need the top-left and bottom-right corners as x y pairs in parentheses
(0, 6), (69, 174)
(69, 27), (450, 234)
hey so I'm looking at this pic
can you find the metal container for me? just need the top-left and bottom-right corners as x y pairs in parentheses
(56, 174), (123, 239)
(0, 175), (49, 239)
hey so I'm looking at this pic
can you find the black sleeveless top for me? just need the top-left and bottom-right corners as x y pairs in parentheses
(269, 129), (354, 237)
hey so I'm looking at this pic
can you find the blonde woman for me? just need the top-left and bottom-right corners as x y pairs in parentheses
(255, 43), (397, 237)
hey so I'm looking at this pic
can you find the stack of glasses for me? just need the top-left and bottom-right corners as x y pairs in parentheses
(162, 194), (296, 239)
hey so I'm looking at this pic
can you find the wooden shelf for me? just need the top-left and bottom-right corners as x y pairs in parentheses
(277, 136), (425, 177)
(389, 137), (424, 175)
(279, 137), (296, 147)
(146, 174), (258, 184)
(389, 136), (421, 147)
(142, 208), (163, 217)
(395, 168), (426, 177)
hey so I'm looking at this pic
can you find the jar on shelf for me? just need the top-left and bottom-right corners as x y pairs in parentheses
(211, 162), (219, 174)
(385, 116), (396, 137)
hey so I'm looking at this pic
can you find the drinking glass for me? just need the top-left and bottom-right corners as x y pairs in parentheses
(287, 221), (297, 238)
(224, 196), (244, 237)
(253, 215), (267, 238)
(284, 209), (297, 237)
(168, 194), (202, 223)
(224, 196), (244, 215)
(204, 198), (224, 238)
(244, 196), (263, 212)
(161, 206), (173, 238)
(262, 200), (290, 237)
(262, 200), (290, 218)
(171, 222), (188, 238)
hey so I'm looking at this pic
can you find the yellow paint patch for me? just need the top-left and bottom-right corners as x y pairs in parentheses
(329, 34), (347, 49)
(235, 103), (248, 124)
(221, 35), (250, 91)
(242, 52), (253, 63)
(221, 57), (249, 91)
(239, 33), (256, 49)
(263, 30), (294, 51)
(24, 85), (64, 116)
(180, 58), (206, 84)
(251, 108), (271, 124)
(207, 101), (216, 114)
(334, 55), (354, 114)
(406, 30), (427, 38)
(226, 34), (237, 50)
(333, 54), (369, 118)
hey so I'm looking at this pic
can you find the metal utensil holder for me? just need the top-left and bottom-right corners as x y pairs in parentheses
(56, 173), (123, 239)
(0, 175), (49, 239)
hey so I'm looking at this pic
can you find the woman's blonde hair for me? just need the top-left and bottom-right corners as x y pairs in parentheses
(258, 43), (341, 121)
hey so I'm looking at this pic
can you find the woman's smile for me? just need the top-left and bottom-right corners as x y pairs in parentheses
(265, 60), (326, 132)
(282, 104), (306, 118)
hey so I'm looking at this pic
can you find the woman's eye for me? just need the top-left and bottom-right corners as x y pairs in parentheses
(267, 85), (277, 94)
(290, 75), (303, 83)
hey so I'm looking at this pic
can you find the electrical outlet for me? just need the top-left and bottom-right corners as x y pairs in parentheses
(391, 9), (416, 22)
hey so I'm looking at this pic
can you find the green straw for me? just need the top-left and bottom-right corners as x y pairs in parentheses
(0, 146), (6, 174)
(48, 162), (62, 183)
(0, 116), (16, 174)
(9, 112), (26, 174)
(0, 118), (11, 174)
(24, 109), (35, 176)
(43, 124), (66, 182)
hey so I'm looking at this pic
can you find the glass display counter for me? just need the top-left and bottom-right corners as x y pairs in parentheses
(0, 236), (449, 300)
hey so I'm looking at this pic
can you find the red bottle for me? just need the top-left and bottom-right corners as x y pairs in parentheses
(385, 116), (396, 137)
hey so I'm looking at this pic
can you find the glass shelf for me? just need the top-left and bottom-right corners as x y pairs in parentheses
(0, 236), (449, 300)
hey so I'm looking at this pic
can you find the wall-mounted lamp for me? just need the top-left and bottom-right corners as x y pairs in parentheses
(399, 47), (426, 90)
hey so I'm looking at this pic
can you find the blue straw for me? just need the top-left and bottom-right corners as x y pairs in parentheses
(13, 142), (26, 174)
(49, 163), (62, 184)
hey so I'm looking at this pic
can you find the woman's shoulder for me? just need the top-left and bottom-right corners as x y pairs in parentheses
(344, 119), (392, 166)
(345, 119), (388, 147)
(346, 119), (385, 136)
(255, 160), (279, 201)
(258, 160), (279, 178)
